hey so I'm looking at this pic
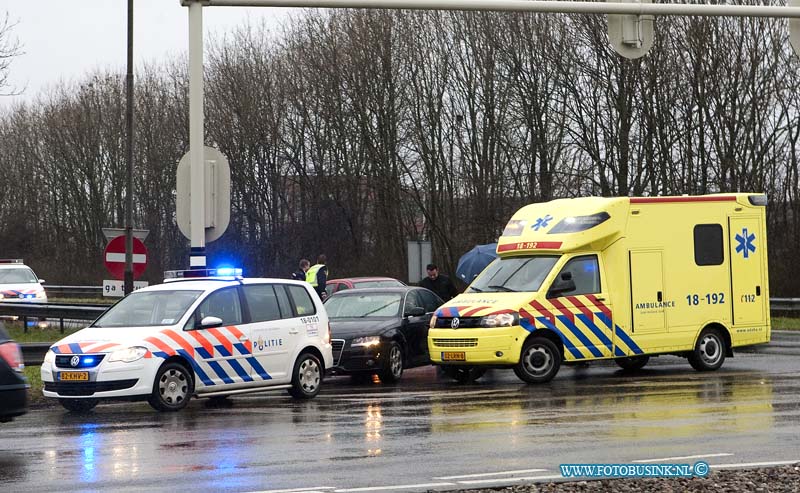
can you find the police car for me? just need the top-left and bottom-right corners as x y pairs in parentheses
(0, 259), (47, 303)
(41, 270), (333, 412)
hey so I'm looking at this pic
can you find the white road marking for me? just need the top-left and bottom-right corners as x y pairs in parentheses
(245, 487), (335, 493)
(333, 483), (454, 492)
(633, 453), (734, 463)
(711, 460), (800, 469)
(435, 468), (548, 479)
(457, 475), (565, 485)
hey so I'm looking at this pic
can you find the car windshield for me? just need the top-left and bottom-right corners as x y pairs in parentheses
(353, 280), (404, 289)
(92, 290), (203, 328)
(0, 268), (38, 284)
(467, 256), (559, 293)
(325, 293), (402, 318)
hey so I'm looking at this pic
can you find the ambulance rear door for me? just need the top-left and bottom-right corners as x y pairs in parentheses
(729, 216), (766, 325)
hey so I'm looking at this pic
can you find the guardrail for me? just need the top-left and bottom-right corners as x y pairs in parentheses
(769, 298), (800, 311)
(21, 343), (51, 367)
(0, 302), (108, 333)
(43, 285), (104, 299)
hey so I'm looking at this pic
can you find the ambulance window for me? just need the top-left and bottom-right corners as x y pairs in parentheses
(694, 224), (724, 266)
(553, 256), (601, 296)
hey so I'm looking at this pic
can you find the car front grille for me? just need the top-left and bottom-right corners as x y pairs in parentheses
(56, 354), (106, 369)
(331, 339), (345, 366)
(44, 379), (138, 396)
(434, 317), (483, 328)
(432, 338), (478, 348)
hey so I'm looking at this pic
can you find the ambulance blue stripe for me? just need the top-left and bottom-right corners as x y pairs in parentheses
(69, 343), (82, 354)
(215, 345), (231, 357)
(206, 360), (234, 385)
(536, 316), (584, 359)
(558, 315), (603, 358)
(195, 346), (213, 359)
(175, 349), (214, 386)
(614, 326), (644, 355)
(595, 312), (613, 330)
(614, 346), (626, 357)
(520, 317), (536, 332)
(576, 313), (612, 350)
(246, 357), (271, 380)
(226, 358), (253, 382)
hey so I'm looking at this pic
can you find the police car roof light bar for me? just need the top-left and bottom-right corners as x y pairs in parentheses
(0, 259), (24, 264)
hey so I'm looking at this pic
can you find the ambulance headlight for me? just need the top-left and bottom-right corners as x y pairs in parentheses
(107, 346), (148, 363)
(479, 313), (519, 328)
(44, 350), (56, 364)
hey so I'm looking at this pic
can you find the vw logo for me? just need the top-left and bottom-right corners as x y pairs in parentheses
(70, 355), (80, 367)
(451, 317), (460, 329)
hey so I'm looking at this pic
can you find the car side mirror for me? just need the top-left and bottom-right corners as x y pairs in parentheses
(38, 279), (46, 284)
(548, 272), (576, 298)
(199, 316), (224, 329)
(406, 306), (425, 317)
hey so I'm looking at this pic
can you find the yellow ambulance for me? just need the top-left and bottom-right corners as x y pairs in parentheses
(428, 193), (770, 383)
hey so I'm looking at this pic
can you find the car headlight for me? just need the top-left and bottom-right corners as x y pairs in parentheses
(429, 315), (437, 328)
(479, 312), (519, 328)
(44, 350), (56, 364)
(107, 346), (148, 363)
(351, 336), (381, 348)
(36, 290), (46, 299)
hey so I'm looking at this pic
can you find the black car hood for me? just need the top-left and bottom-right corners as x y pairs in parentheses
(329, 318), (399, 339)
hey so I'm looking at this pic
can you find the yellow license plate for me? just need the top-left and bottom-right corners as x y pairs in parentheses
(58, 371), (89, 381)
(442, 351), (466, 361)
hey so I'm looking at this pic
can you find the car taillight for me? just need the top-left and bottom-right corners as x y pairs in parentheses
(0, 341), (24, 372)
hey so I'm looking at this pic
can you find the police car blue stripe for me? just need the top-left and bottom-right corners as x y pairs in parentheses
(558, 315), (603, 358)
(614, 325), (644, 355)
(175, 349), (214, 386)
(233, 343), (251, 355)
(69, 343), (82, 354)
(226, 358), (253, 382)
(246, 357), (271, 380)
(206, 360), (234, 385)
(576, 313), (613, 350)
(214, 344), (231, 357)
(195, 346), (213, 359)
(536, 316), (584, 359)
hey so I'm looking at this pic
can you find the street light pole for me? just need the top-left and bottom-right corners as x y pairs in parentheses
(124, 0), (135, 294)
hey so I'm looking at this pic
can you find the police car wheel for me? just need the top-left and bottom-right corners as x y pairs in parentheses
(514, 337), (561, 383)
(688, 329), (726, 371)
(378, 342), (404, 383)
(443, 366), (487, 383)
(59, 398), (99, 413)
(288, 352), (322, 399)
(615, 355), (650, 371)
(148, 362), (193, 412)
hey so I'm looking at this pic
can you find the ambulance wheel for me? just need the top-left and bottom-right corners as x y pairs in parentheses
(288, 352), (322, 399)
(688, 329), (726, 371)
(514, 337), (561, 383)
(443, 366), (487, 383)
(148, 361), (193, 412)
(59, 398), (98, 413)
(615, 355), (650, 371)
(378, 342), (404, 383)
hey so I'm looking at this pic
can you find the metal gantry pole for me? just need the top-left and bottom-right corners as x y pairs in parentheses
(124, 0), (135, 295)
(189, 1), (207, 271)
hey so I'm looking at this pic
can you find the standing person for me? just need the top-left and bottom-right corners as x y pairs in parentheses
(419, 263), (458, 302)
(306, 254), (329, 300)
(292, 259), (310, 281)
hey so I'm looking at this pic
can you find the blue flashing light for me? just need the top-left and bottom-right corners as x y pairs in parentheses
(214, 267), (242, 277)
(83, 357), (95, 365)
(25, 294), (35, 299)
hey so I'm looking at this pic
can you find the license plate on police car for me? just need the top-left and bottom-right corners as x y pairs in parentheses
(442, 351), (466, 361)
(58, 371), (89, 381)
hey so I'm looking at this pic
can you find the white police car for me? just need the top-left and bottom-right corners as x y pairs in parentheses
(41, 273), (333, 412)
(0, 259), (47, 303)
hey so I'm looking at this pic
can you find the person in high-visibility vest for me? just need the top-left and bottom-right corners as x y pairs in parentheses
(306, 254), (328, 299)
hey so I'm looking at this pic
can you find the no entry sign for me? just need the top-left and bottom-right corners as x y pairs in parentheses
(104, 235), (147, 280)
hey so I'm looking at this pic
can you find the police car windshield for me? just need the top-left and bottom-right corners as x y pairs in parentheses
(468, 256), (559, 293)
(93, 290), (203, 328)
(325, 293), (402, 318)
(0, 268), (38, 284)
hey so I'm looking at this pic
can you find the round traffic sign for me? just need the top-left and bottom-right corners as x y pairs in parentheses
(104, 235), (147, 280)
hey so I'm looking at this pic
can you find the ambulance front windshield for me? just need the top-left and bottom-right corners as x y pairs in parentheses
(467, 256), (559, 293)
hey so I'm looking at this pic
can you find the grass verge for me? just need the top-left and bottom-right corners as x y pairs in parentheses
(5, 321), (82, 343)
(772, 317), (800, 330)
(23, 365), (46, 404)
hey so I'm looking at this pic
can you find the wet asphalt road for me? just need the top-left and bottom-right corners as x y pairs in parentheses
(3, 335), (800, 493)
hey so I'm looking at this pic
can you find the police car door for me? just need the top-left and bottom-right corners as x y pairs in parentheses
(187, 287), (252, 387)
(242, 283), (301, 382)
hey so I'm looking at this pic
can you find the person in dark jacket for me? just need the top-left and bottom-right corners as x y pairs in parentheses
(292, 259), (310, 282)
(419, 263), (458, 302)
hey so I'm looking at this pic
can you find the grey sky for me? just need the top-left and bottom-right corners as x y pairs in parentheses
(1, 0), (291, 105)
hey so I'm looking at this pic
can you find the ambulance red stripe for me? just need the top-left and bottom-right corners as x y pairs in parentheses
(585, 295), (612, 319)
(567, 296), (594, 320)
(630, 196), (736, 204)
(528, 300), (556, 324)
(497, 242), (563, 253)
(549, 298), (575, 323)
